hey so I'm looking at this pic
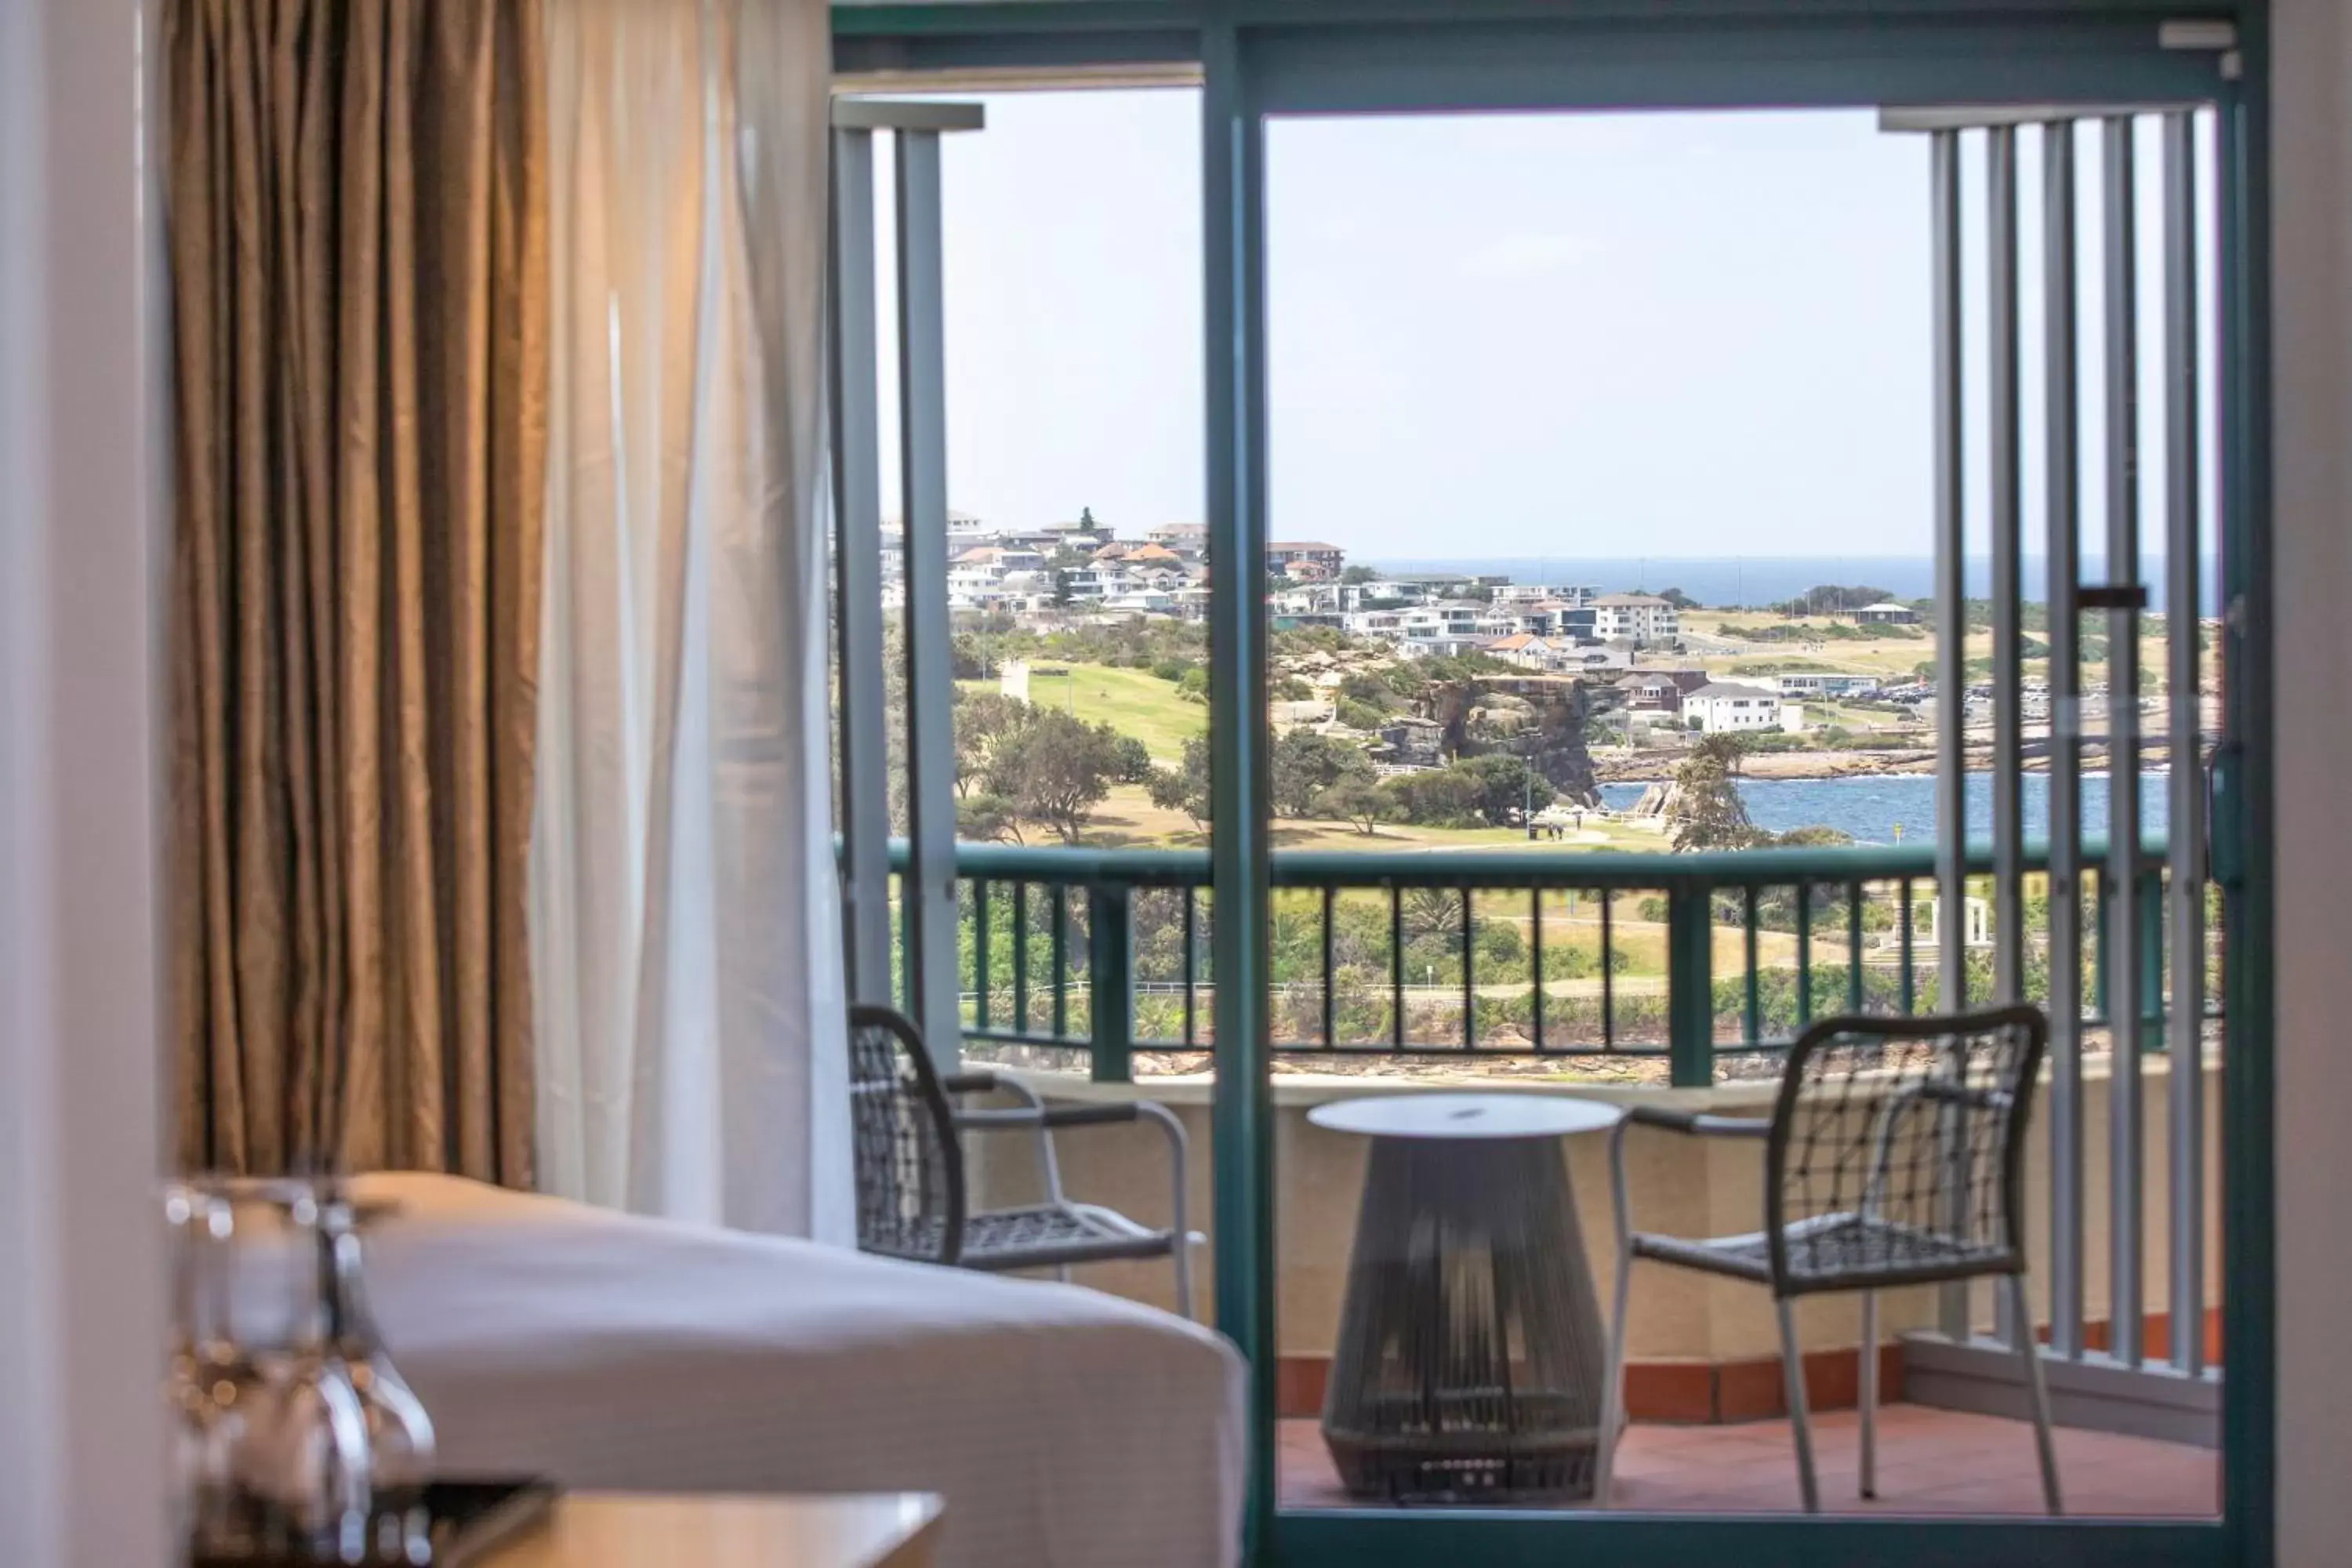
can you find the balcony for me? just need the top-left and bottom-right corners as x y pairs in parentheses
(825, 80), (2240, 1544)
(896, 835), (2223, 1517)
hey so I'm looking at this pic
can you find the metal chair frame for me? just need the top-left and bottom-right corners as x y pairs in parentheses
(849, 1004), (1196, 1317)
(1594, 1004), (2062, 1515)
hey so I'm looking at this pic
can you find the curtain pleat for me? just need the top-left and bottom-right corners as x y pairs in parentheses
(530, 0), (848, 1238)
(165, 0), (548, 1185)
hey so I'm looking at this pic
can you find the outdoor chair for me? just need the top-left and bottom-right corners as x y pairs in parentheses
(1595, 1004), (2060, 1515)
(848, 1004), (1196, 1318)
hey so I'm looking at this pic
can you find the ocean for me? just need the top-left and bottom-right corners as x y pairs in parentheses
(1596, 771), (2175, 847)
(1364, 555), (2222, 614)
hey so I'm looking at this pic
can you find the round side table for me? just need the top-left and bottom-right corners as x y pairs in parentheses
(1306, 1092), (1627, 1505)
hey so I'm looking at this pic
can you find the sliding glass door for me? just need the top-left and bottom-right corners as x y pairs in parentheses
(1203, 13), (2263, 1566)
(827, 3), (2273, 1562)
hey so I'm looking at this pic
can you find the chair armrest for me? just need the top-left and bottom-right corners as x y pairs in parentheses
(1038, 1102), (1143, 1130)
(956, 1102), (1142, 1132)
(939, 1071), (1000, 1096)
(1625, 1105), (1771, 1138)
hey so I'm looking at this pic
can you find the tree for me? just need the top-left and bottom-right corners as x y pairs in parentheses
(1340, 564), (1380, 586)
(1319, 775), (1389, 836)
(1399, 887), (1466, 949)
(1146, 735), (1213, 831)
(956, 792), (1023, 844)
(950, 632), (989, 681)
(1109, 734), (1155, 784)
(1051, 568), (1076, 608)
(1657, 586), (1702, 610)
(1384, 767), (1483, 828)
(1772, 583), (1897, 618)
(1452, 753), (1555, 827)
(982, 707), (1120, 844)
(1271, 729), (1371, 817)
(1690, 731), (1752, 773)
(1078, 505), (1098, 530)
(1668, 732), (1761, 851)
(953, 691), (1028, 797)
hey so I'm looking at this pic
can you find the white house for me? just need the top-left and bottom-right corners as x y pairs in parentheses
(1399, 601), (1490, 644)
(1146, 522), (1208, 558)
(1853, 601), (1922, 625)
(946, 547), (1011, 602)
(1683, 681), (1789, 733)
(1481, 632), (1570, 671)
(1591, 592), (1682, 643)
(1776, 672), (1882, 699)
(1494, 583), (1599, 607)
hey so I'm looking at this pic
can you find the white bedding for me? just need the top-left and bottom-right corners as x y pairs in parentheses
(343, 1174), (1247, 1568)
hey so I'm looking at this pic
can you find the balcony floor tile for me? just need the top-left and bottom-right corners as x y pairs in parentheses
(1277, 1406), (2216, 1517)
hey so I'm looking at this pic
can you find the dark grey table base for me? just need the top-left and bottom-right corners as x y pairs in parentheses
(1320, 1133), (1610, 1504)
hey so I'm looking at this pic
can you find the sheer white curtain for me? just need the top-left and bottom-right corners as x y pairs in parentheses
(534, 0), (847, 1240)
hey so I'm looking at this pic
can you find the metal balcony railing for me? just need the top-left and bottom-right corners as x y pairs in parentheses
(885, 838), (2214, 1088)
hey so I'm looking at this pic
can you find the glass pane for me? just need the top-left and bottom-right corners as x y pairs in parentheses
(850, 85), (1214, 1325)
(1253, 104), (2222, 1520)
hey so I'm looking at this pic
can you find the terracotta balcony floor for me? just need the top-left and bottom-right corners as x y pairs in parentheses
(1279, 1404), (2217, 1517)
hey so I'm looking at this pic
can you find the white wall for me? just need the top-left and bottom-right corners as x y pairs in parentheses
(2271, 2), (2352, 1562)
(0, 2), (169, 1564)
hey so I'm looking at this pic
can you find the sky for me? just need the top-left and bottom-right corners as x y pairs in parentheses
(872, 90), (2216, 567)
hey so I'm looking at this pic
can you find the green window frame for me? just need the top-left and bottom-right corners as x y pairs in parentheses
(829, 5), (2276, 1563)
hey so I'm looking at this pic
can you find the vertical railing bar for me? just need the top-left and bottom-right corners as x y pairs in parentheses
(1390, 884), (1405, 1051)
(2103, 113), (2147, 1371)
(1744, 886), (1761, 1046)
(1668, 884), (1714, 1087)
(1090, 883), (1134, 1084)
(1530, 887), (1547, 1052)
(1900, 876), (1917, 1016)
(1848, 881), (1867, 1014)
(1461, 889), (1476, 1051)
(1012, 880), (1031, 1037)
(973, 878), (992, 1033)
(2045, 116), (2088, 1363)
(1601, 891), (1616, 1050)
(2162, 107), (2208, 1377)
(1991, 119), (2027, 1356)
(1796, 883), (1814, 1029)
(1182, 887), (1198, 1047)
(1322, 885), (1338, 1050)
(1052, 884), (1069, 1041)
(1931, 125), (1972, 1339)
(1991, 124), (2028, 1014)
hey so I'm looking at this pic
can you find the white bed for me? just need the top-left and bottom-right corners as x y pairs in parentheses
(342, 1174), (1247, 1568)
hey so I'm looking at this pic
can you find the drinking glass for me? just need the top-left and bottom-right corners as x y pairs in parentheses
(184, 1184), (273, 1556)
(318, 1187), (435, 1561)
(243, 1183), (374, 1560)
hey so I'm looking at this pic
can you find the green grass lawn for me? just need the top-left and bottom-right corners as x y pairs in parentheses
(966, 663), (1206, 766)
(1073, 784), (1675, 854)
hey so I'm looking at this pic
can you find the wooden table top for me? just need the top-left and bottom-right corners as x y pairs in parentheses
(488, 1493), (943, 1568)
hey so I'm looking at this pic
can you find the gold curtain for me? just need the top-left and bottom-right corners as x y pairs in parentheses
(165, 0), (548, 1185)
